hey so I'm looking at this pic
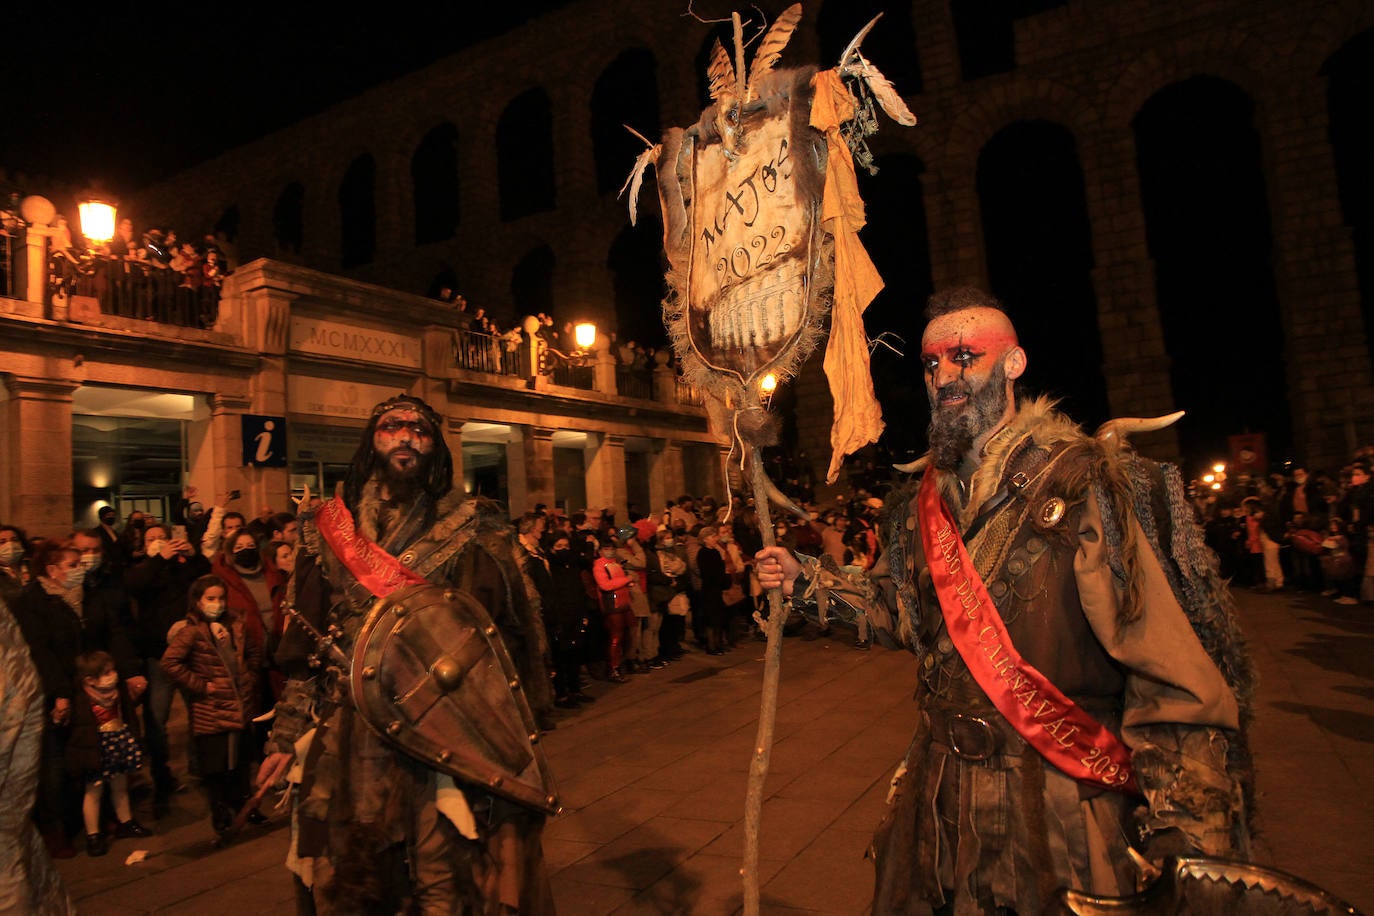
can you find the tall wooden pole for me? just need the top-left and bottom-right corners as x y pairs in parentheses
(741, 442), (788, 916)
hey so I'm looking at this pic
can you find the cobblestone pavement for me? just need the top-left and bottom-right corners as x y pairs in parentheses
(56, 587), (1372, 914)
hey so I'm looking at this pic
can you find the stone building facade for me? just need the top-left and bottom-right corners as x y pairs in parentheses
(128, 0), (1374, 482)
(1, 246), (722, 537)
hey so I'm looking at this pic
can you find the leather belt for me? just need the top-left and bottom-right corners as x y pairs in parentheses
(925, 702), (1025, 763)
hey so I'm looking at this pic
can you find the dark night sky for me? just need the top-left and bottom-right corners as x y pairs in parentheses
(0, 3), (573, 192)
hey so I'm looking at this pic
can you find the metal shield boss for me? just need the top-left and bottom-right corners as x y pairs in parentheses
(683, 89), (823, 385)
(350, 583), (559, 815)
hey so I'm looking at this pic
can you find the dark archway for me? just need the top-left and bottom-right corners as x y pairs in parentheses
(1134, 76), (1290, 467)
(273, 182), (305, 256)
(977, 119), (1108, 429)
(855, 153), (934, 457)
(817, 0), (921, 95)
(497, 89), (556, 221)
(591, 49), (660, 196)
(607, 216), (667, 349)
(1324, 28), (1374, 376)
(412, 122), (460, 245)
(339, 154), (376, 268)
(511, 244), (556, 318)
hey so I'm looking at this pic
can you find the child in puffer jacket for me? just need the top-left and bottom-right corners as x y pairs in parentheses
(161, 574), (261, 842)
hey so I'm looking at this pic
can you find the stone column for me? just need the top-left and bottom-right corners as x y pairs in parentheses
(208, 393), (254, 517)
(584, 433), (628, 517)
(1263, 80), (1374, 467)
(652, 440), (687, 510)
(446, 417), (466, 495)
(1078, 129), (1180, 458)
(1, 375), (78, 534)
(508, 426), (555, 515)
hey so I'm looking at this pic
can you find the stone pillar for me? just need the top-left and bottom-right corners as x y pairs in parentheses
(653, 440), (687, 510)
(652, 362), (676, 404)
(445, 417), (466, 495)
(1079, 129), (1180, 458)
(1263, 81), (1374, 468)
(25, 224), (50, 306)
(1, 375), (78, 534)
(592, 348), (615, 395)
(508, 426), (555, 515)
(208, 393), (254, 517)
(584, 433), (628, 517)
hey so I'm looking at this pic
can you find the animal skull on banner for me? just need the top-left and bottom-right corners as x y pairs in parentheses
(623, 4), (916, 485)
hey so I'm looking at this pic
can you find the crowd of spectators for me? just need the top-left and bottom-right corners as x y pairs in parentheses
(29, 446), (1374, 864)
(41, 210), (237, 328)
(1199, 453), (1374, 606)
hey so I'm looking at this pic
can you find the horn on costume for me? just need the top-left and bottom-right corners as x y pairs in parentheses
(1094, 411), (1185, 445)
(893, 455), (930, 475)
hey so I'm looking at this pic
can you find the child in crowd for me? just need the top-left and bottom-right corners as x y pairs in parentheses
(68, 650), (151, 856)
(161, 575), (262, 842)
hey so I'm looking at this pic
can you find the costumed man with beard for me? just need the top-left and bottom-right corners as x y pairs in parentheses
(256, 395), (556, 915)
(757, 287), (1254, 914)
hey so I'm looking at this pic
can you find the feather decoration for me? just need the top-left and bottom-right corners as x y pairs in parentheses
(706, 38), (736, 104)
(860, 63), (917, 126)
(746, 3), (803, 101)
(618, 142), (661, 227)
(836, 14), (917, 127)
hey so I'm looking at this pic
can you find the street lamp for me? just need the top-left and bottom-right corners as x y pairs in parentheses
(759, 372), (778, 408)
(77, 197), (117, 245)
(573, 321), (597, 352)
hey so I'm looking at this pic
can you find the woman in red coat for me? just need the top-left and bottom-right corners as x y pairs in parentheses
(160, 575), (261, 841)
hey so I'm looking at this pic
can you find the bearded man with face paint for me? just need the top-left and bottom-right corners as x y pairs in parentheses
(758, 287), (1253, 914)
(257, 395), (554, 915)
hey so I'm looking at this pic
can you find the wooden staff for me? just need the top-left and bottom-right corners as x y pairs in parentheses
(741, 426), (789, 916)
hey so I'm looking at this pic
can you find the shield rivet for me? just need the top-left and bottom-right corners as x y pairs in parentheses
(1040, 497), (1067, 528)
(437, 750), (452, 763)
(395, 606), (408, 618)
(546, 795), (557, 807)
(386, 720), (402, 736)
(361, 666), (377, 680)
(484, 624), (497, 637)
(400, 552), (416, 565)
(508, 677), (520, 689)
(489, 775), (504, 788)
(529, 732), (539, 744)
(444, 590), (457, 601)
(432, 655), (464, 692)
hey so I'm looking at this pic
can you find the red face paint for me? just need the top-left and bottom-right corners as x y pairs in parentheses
(919, 309), (1019, 410)
(373, 408), (435, 474)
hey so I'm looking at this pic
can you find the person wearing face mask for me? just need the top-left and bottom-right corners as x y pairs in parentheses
(94, 507), (129, 573)
(525, 533), (596, 708)
(69, 530), (145, 703)
(124, 523), (211, 808)
(212, 530), (284, 780)
(65, 651), (151, 856)
(0, 524), (31, 609)
(12, 540), (98, 858)
(161, 576), (262, 842)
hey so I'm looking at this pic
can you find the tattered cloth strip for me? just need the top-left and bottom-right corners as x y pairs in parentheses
(810, 68), (885, 483)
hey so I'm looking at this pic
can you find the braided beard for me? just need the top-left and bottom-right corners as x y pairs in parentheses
(927, 363), (1009, 471)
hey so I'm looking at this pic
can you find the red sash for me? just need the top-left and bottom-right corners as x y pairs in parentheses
(314, 498), (427, 599)
(917, 473), (1139, 794)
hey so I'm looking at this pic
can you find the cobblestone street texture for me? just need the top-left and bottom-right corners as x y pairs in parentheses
(57, 587), (1372, 914)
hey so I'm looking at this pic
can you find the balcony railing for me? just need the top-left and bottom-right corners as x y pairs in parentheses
(51, 253), (222, 328)
(675, 376), (705, 407)
(453, 327), (525, 376)
(616, 365), (654, 400)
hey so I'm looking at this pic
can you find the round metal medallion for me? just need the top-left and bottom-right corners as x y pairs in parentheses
(1039, 497), (1067, 528)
